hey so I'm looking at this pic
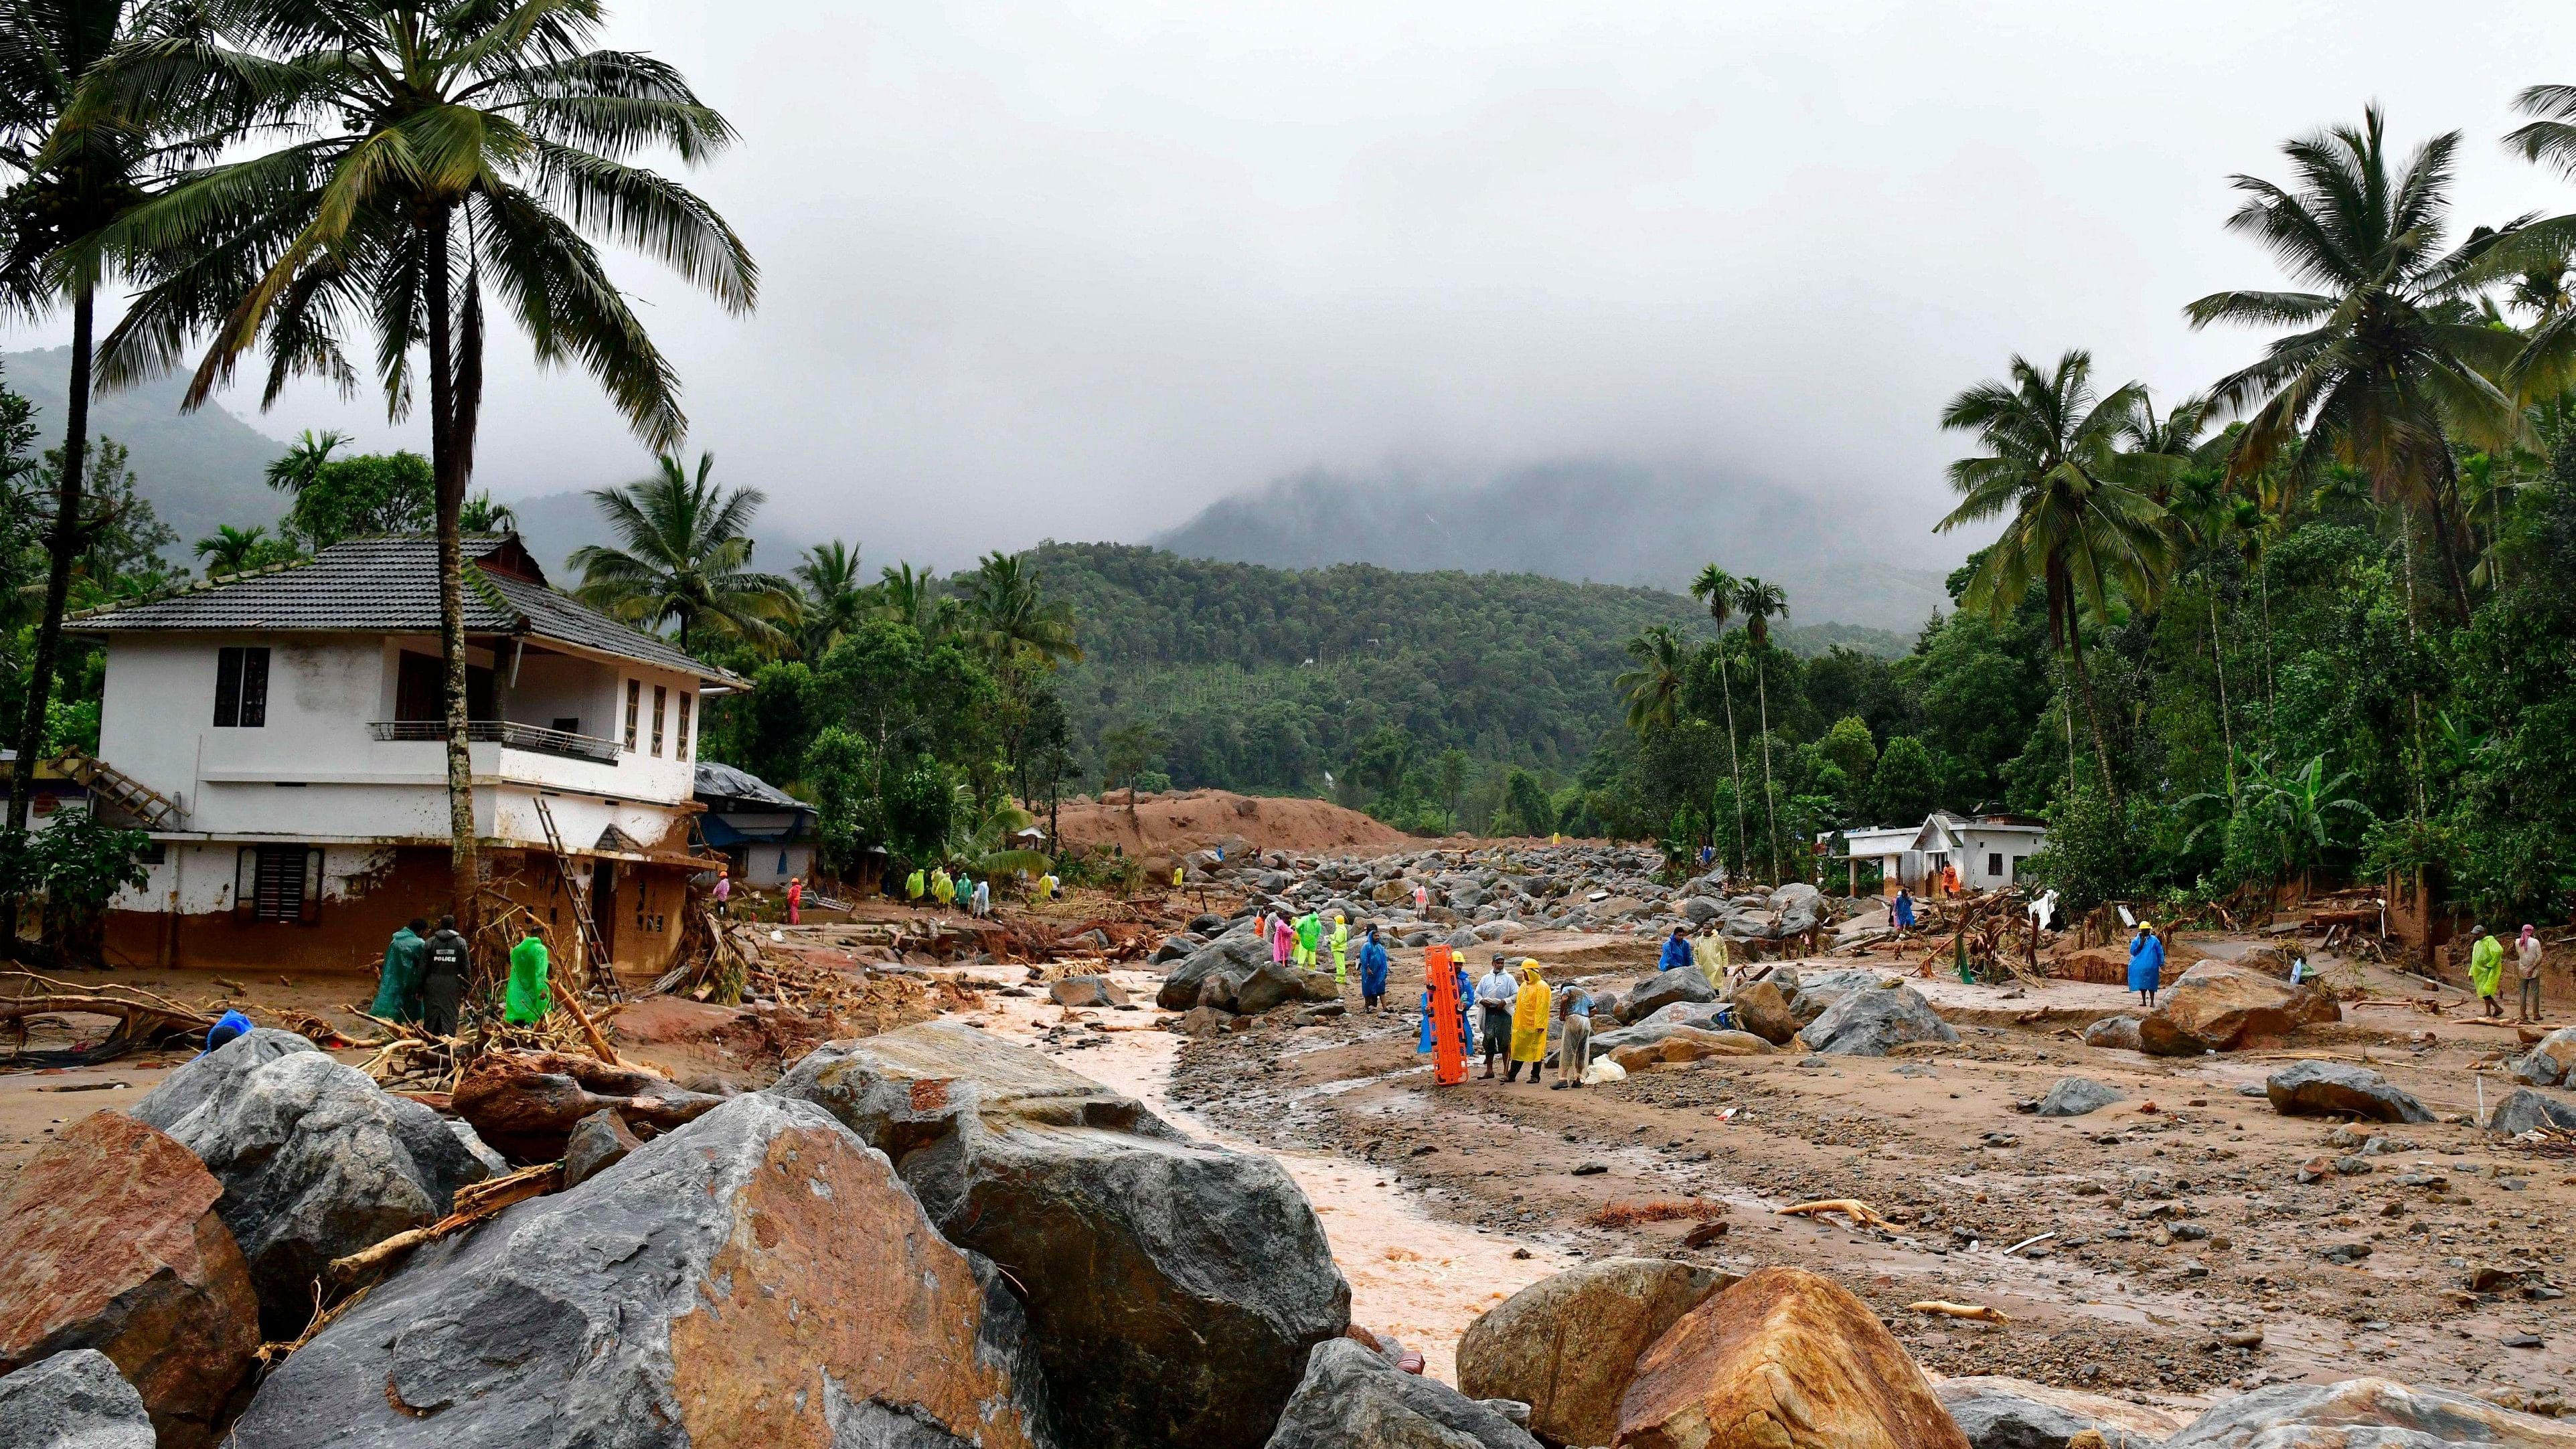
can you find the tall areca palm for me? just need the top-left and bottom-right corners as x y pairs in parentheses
(2184, 106), (2520, 628)
(0, 0), (197, 877)
(876, 562), (947, 637)
(192, 521), (272, 572)
(964, 551), (1080, 671)
(1939, 350), (2172, 817)
(82, 0), (754, 934)
(570, 452), (797, 651)
(793, 540), (870, 657)
(1687, 562), (1749, 869)
(1733, 576), (1787, 879)
(1614, 625), (1688, 733)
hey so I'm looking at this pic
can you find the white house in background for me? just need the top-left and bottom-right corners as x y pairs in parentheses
(1822, 810), (2050, 897)
(68, 533), (745, 975)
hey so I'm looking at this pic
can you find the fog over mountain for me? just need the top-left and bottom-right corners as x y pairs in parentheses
(1153, 459), (1956, 632)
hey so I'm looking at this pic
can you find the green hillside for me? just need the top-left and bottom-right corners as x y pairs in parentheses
(1028, 541), (1901, 796)
(3, 347), (289, 555)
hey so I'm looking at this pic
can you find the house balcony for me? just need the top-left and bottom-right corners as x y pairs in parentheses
(368, 719), (623, 764)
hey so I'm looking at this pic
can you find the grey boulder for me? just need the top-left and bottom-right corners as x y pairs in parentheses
(1050, 974), (1132, 1009)
(1785, 967), (1889, 1027)
(1617, 968), (1716, 1024)
(1157, 935), (1277, 1011)
(2265, 1061), (2435, 1125)
(0, 1350), (154, 1449)
(2508, 1027), (2576, 1088)
(2162, 1376), (2573, 1449)
(774, 1022), (1349, 1449)
(132, 1033), (487, 1335)
(2489, 1089), (2576, 1136)
(225, 1094), (1056, 1449)
(1797, 985), (1959, 1057)
(1936, 1375), (2185, 1449)
(2036, 1078), (2124, 1118)
(1265, 1339), (1540, 1449)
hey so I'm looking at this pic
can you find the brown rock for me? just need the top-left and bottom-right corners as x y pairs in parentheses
(2144, 962), (2338, 1054)
(1611, 1028), (1777, 1072)
(1459, 1257), (1735, 1448)
(1614, 1266), (1967, 1449)
(1728, 979), (1801, 1045)
(0, 1113), (259, 1449)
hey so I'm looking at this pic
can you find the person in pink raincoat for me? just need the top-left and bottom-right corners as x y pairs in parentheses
(1271, 913), (1293, 966)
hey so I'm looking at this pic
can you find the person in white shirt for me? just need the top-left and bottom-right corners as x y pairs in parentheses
(1474, 956), (1518, 1080)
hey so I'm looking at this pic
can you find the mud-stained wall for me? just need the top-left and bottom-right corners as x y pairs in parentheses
(104, 843), (694, 983)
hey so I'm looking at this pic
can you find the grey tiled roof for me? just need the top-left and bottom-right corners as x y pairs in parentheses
(69, 535), (746, 686)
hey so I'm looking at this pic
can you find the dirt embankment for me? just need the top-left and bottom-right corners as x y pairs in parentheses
(1050, 788), (1419, 859)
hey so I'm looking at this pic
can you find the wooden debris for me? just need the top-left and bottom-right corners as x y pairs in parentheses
(1775, 1198), (1896, 1231)
(1907, 1300), (2010, 1323)
(327, 1162), (564, 1284)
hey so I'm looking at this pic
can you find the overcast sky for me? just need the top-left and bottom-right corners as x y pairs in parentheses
(9, 1), (2575, 572)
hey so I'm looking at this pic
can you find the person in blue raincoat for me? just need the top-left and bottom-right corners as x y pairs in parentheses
(1658, 926), (1694, 972)
(2128, 921), (2166, 1009)
(1358, 926), (1392, 1013)
(1893, 887), (1916, 934)
(1418, 954), (1475, 1056)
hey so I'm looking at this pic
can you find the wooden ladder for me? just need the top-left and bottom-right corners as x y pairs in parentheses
(53, 751), (185, 829)
(532, 796), (620, 1001)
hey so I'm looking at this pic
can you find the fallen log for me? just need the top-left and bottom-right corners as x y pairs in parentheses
(328, 1162), (563, 1284)
(451, 1049), (726, 1162)
(1909, 1300), (2010, 1323)
(0, 993), (216, 1037)
(1775, 1198), (1896, 1231)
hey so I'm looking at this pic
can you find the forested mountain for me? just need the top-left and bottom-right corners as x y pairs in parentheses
(1151, 460), (1955, 632)
(3, 347), (287, 551)
(1028, 541), (1903, 805)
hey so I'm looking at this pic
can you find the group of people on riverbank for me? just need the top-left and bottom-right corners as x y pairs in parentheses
(1417, 951), (1595, 1090)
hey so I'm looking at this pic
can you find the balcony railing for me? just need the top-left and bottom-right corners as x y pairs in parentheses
(370, 719), (622, 764)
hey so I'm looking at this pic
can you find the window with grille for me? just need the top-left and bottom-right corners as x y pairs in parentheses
(1988, 852), (2004, 878)
(624, 679), (641, 750)
(676, 691), (693, 759)
(214, 647), (270, 728)
(235, 845), (322, 924)
(651, 686), (667, 757)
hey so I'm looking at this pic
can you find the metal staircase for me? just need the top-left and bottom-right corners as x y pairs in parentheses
(51, 750), (186, 829)
(532, 796), (619, 1001)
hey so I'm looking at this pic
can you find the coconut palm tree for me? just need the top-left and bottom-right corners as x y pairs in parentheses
(1687, 562), (1749, 869)
(876, 562), (950, 638)
(0, 0), (210, 865)
(1938, 350), (2173, 817)
(1733, 576), (1787, 879)
(1614, 625), (1688, 733)
(570, 452), (797, 651)
(2185, 106), (2522, 628)
(964, 551), (1080, 672)
(793, 540), (871, 657)
(79, 0), (754, 934)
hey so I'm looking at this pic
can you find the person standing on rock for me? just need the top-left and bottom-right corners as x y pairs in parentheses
(1475, 956), (1518, 1078)
(1271, 912), (1293, 969)
(1358, 926), (1390, 1011)
(2128, 920), (2165, 1009)
(1659, 926), (1694, 973)
(370, 917), (428, 1022)
(1331, 915), (1350, 983)
(422, 914), (469, 1035)
(1508, 962), (1551, 1083)
(1554, 984), (1593, 1090)
(1295, 911), (1322, 970)
(2519, 926), (2546, 1023)
(1414, 881), (1430, 914)
(2470, 926), (2506, 1019)
(504, 930), (552, 1027)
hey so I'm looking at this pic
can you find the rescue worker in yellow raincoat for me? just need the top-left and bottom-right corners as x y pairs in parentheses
(1506, 960), (1551, 1084)
(931, 867), (955, 907)
(905, 867), (926, 902)
(1330, 916), (1350, 983)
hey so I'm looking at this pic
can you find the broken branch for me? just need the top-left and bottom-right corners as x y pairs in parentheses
(1775, 1198), (1897, 1231)
(1907, 1300), (2011, 1323)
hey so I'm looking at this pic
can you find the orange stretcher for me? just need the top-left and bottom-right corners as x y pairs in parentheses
(1427, 944), (1468, 1086)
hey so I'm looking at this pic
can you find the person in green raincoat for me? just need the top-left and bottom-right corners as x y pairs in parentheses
(2470, 925), (2505, 1019)
(1294, 912), (1321, 970)
(370, 918), (428, 1021)
(1330, 916), (1350, 983)
(906, 867), (926, 902)
(504, 932), (552, 1026)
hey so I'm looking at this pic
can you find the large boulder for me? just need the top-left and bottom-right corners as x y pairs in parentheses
(2265, 1061), (2435, 1125)
(1609, 1028), (1777, 1072)
(2508, 1027), (2576, 1088)
(1799, 987), (1959, 1057)
(2035, 1078), (2123, 1118)
(1618, 968), (1717, 1024)
(2081, 1016), (2144, 1052)
(1615, 1266), (1969, 1449)
(1455, 1258), (1733, 1448)
(0, 1114), (258, 1449)
(1727, 978), (1800, 1045)
(773, 1023), (1350, 1449)
(127, 1027), (316, 1124)
(1052, 974), (1132, 1008)
(132, 1036), (487, 1337)
(1267, 1339), (1538, 1449)
(2148, 962), (2340, 1053)
(1157, 935), (1278, 1011)
(2162, 1377), (2576, 1449)
(1787, 968), (1891, 1027)
(1935, 1376), (2187, 1449)
(0, 1350), (155, 1449)
(2490, 1088), (2576, 1136)
(225, 1094), (1056, 1449)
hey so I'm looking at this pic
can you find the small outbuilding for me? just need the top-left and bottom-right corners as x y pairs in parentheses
(693, 761), (817, 887)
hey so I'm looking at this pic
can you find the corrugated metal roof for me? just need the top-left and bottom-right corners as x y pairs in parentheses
(69, 535), (745, 686)
(694, 760), (802, 809)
